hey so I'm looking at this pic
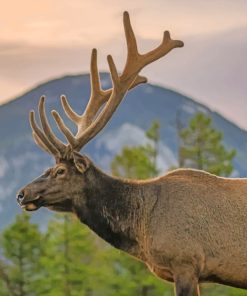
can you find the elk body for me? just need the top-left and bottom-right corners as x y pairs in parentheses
(16, 12), (247, 296)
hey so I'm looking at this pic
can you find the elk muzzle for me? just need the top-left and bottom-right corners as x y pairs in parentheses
(16, 188), (43, 211)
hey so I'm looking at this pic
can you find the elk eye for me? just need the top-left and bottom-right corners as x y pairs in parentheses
(56, 168), (66, 176)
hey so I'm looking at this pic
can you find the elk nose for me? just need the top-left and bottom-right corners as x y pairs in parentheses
(16, 191), (25, 204)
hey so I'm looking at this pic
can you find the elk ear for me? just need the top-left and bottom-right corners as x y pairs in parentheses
(72, 152), (90, 173)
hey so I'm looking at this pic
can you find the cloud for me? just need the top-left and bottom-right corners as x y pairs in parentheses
(96, 123), (177, 172)
(96, 123), (149, 153)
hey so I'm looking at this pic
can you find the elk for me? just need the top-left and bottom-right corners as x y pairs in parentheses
(16, 11), (247, 296)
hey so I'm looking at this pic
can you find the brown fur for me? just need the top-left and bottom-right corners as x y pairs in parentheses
(17, 155), (247, 296)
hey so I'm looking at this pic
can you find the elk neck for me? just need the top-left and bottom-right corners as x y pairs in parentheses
(72, 162), (146, 257)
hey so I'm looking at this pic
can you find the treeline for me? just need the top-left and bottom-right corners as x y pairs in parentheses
(0, 212), (172, 296)
(0, 112), (245, 296)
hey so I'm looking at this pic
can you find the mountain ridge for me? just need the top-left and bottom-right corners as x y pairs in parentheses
(0, 73), (246, 228)
(3, 72), (246, 136)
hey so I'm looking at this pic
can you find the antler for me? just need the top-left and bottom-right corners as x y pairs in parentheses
(31, 11), (183, 157)
(58, 48), (147, 138)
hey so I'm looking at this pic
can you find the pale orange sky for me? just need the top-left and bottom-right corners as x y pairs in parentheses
(2, 0), (247, 45)
(1, 0), (247, 128)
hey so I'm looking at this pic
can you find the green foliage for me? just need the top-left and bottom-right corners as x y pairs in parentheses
(0, 213), (44, 296)
(39, 214), (101, 296)
(111, 120), (160, 179)
(111, 146), (158, 179)
(179, 112), (236, 176)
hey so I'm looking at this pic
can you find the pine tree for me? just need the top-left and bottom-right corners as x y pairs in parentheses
(111, 120), (160, 179)
(0, 213), (44, 296)
(179, 112), (236, 176)
(39, 213), (102, 296)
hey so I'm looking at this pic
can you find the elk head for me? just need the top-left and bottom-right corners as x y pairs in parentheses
(17, 11), (183, 212)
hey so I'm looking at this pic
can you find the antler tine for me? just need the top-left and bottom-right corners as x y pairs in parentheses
(90, 48), (103, 98)
(29, 111), (60, 156)
(139, 30), (184, 70)
(59, 49), (107, 135)
(122, 11), (184, 80)
(32, 132), (53, 155)
(60, 95), (81, 124)
(107, 55), (119, 87)
(38, 96), (67, 153)
(81, 48), (110, 128)
(51, 110), (77, 147)
(121, 11), (139, 80)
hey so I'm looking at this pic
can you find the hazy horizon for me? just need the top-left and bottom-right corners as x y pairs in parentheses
(1, 0), (247, 128)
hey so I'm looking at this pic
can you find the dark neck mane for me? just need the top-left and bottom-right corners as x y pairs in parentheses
(73, 163), (145, 256)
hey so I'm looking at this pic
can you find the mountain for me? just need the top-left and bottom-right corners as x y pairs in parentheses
(0, 73), (247, 229)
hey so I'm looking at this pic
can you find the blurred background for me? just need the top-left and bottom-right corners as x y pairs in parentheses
(0, 0), (246, 295)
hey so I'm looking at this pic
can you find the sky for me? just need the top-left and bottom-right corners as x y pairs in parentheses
(1, 0), (247, 128)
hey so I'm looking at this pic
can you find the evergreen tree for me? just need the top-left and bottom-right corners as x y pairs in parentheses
(179, 112), (236, 176)
(0, 213), (44, 296)
(39, 213), (102, 296)
(111, 120), (160, 179)
(145, 120), (160, 173)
